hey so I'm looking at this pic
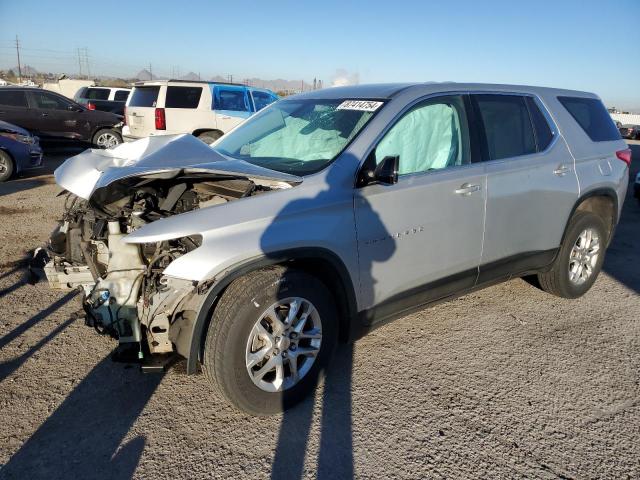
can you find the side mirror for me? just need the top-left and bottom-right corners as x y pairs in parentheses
(357, 155), (399, 187)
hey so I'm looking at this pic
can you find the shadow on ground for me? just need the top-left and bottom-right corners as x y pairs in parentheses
(1, 353), (162, 480)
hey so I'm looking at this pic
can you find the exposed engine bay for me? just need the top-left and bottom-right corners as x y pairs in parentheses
(44, 175), (276, 358)
(41, 134), (301, 361)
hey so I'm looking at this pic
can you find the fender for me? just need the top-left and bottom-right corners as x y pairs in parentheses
(559, 187), (619, 249)
(184, 247), (358, 374)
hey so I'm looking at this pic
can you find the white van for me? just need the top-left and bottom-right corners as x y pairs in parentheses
(121, 80), (278, 144)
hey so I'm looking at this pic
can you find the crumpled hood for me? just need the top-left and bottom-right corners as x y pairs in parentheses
(54, 134), (302, 199)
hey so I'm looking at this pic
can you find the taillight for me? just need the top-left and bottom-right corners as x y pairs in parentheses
(87, 102), (95, 110)
(616, 148), (632, 166)
(155, 108), (166, 130)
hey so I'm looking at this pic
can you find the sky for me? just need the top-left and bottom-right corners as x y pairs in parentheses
(1, 0), (639, 109)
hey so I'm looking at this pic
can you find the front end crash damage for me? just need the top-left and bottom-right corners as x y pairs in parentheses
(43, 134), (301, 361)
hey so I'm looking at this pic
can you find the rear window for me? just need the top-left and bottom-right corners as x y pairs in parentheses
(114, 90), (130, 102)
(129, 86), (160, 107)
(165, 86), (202, 109)
(558, 96), (621, 142)
(85, 88), (110, 100)
(0, 90), (28, 107)
(474, 94), (536, 160)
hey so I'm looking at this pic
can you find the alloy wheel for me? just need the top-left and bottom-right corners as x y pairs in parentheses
(568, 227), (601, 285)
(245, 297), (322, 392)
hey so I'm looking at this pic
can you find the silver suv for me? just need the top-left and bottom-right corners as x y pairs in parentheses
(44, 83), (631, 414)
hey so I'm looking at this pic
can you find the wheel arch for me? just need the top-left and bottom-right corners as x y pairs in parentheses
(562, 188), (619, 248)
(90, 125), (122, 143)
(192, 128), (223, 138)
(185, 247), (358, 374)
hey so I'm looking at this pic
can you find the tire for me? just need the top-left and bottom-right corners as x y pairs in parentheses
(0, 150), (14, 182)
(196, 130), (222, 145)
(537, 211), (607, 299)
(203, 266), (338, 415)
(92, 128), (122, 149)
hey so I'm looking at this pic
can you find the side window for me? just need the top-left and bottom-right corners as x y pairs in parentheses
(557, 96), (621, 142)
(165, 86), (202, 109)
(85, 88), (110, 100)
(525, 97), (554, 151)
(0, 90), (28, 107)
(252, 90), (276, 111)
(114, 90), (130, 102)
(474, 95), (536, 160)
(214, 87), (249, 112)
(375, 95), (470, 175)
(128, 86), (160, 107)
(31, 92), (71, 110)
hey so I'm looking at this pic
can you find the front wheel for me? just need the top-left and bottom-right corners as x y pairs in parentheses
(92, 128), (122, 149)
(0, 150), (14, 182)
(203, 267), (338, 415)
(537, 211), (607, 298)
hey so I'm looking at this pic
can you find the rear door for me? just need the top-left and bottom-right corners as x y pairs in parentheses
(0, 90), (34, 129)
(212, 85), (251, 133)
(125, 85), (162, 137)
(472, 93), (579, 281)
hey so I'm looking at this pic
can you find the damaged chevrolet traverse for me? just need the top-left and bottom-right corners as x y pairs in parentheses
(43, 83), (629, 414)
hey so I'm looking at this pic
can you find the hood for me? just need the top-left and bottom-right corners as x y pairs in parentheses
(54, 134), (302, 199)
(0, 120), (31, 137)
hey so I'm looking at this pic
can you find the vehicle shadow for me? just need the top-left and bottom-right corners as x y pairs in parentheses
(602, 142), (640, 294)
(261, 157), (395, 479)
(0, 354), (163, 480)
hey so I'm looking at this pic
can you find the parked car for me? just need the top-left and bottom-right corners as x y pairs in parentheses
(0, 120), (42, 182)
(121, 80), (278, 144)
(619, 124), (640, 140)
(634, 171), (640, 203)
(0, 87), (123, 148)
(42, 83), (629, 415)
(74, 86), (131, 116)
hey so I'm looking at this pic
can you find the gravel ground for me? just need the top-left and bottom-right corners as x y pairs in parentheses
(0, 143), (638, 479)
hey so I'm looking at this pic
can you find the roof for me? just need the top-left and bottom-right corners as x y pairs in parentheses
(289, 82), (598, 101)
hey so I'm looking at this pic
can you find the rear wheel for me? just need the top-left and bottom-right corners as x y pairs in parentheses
(0, 150), (14, 182)
(92, 128), (122, 149)
(203, 267), (338, 415)
(196, 130), (222, 145)
(537, 211), (607, 298)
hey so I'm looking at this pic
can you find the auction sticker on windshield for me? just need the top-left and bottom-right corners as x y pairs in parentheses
(336, 100), (384, 112)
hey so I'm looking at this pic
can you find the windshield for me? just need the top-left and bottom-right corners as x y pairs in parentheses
(214, 99), (381, 175)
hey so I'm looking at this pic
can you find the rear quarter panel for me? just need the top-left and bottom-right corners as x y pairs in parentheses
(542, 94), (629, 220)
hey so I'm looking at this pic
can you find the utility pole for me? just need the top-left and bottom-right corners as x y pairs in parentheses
(15, 35), (22, 82)
(77, 48), (83, 78)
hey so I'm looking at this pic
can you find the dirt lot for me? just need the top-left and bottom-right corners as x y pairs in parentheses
(0, 143), (638, 479)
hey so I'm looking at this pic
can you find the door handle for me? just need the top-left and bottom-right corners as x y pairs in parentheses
(455, 183), (481, 196)
(554, 164), (570, 176)
(41, 113), (49, 117)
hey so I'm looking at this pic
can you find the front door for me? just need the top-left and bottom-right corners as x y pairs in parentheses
(354, 95), (486, 319)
